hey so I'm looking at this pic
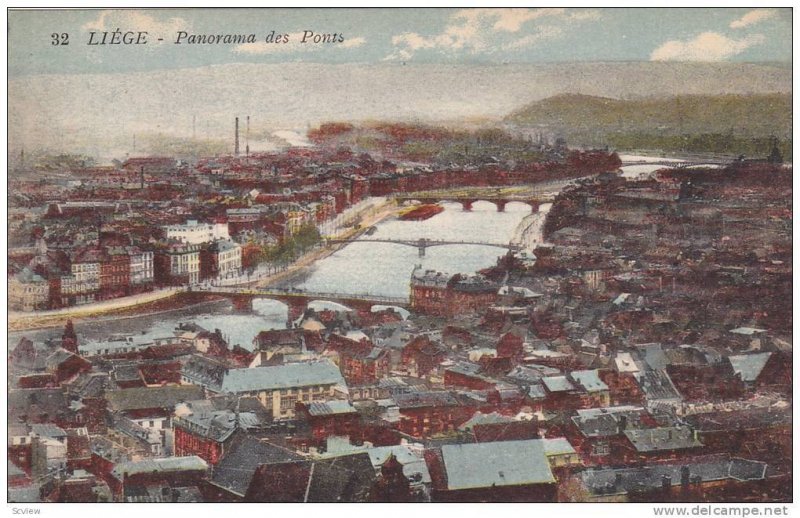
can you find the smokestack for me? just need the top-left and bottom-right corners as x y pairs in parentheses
(235, 117), (240, 156)
(246, 116), (250, 157)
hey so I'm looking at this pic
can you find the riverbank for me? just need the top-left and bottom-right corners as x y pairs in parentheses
(8, 198), (402, 332)
(8, 292), (227, 333)
(258, 198), (401, 288)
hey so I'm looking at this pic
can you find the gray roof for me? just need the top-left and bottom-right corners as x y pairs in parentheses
(220, 361), (344, 393)
(112, 456), (208, 480)
(637, 343), (668, 371)
(581, 455), (767, 496)
(440, 439), (555, 490)
(30, 423), (67, 439)
(542, 438), (577, 456)
(306, 400), (357, 416)
(542, 375), (575, 393)
(570, 369), (609, 393)
(624, 426), (703, 452)
(728, 352), (772, 382)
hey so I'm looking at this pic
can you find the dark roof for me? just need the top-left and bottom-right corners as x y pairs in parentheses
(106, 385), (204, 412)
(211, 434), (302, 497)
(682, 406), (792, 432)
(244, 452), (376, 502)
(581, 454), (767, 496)
(9, 388), (69, 423)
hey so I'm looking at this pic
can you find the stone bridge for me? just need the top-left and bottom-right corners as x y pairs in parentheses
(194, 286), (409, 327)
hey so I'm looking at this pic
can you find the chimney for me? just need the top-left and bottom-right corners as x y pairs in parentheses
(680, 466), (690, 487)
(617, 414), (627, 434)
(234, 117), (240, 156)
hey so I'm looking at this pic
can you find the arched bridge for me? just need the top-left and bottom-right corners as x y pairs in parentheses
(621, 158), (732, 168)
(326, 237), (521, 257)
(193, 285), (409, 326)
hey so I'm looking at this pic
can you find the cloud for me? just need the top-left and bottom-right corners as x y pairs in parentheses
(650, 32), (765, 61)
(341, 36), (366, 48)
(384, 8), (600, 61)
(81, 10), (188, 36)
(503, 26), (564, 51)
(730, 9), (777, 29)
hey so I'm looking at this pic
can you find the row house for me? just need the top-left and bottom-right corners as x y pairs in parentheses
(154, 242), (201, 286)
(199, 239), (242, 281)
(295, 400), (361, 444)
(67, 247), (103, 304)
(339, 346), (391, 386)
(393, 391), (479, 438)
(100, 248), (130, 300)
(9, 268), (50, 311)
(127, 247), (154, 292)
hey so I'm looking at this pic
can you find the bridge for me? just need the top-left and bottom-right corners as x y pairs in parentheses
(326, 237), (520, 257)
(621, 158), (733, 168)
(194, 285), (409, 326)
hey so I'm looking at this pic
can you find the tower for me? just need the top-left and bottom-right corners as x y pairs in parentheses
(370, 453), (412, 502)
(62, 319), (78, 354)
(234, 117), (240, 157)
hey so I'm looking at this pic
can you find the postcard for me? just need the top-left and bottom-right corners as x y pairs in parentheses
(6, 7), (792, 510)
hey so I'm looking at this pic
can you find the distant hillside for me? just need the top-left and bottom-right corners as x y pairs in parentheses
(506, 93), (791, 138)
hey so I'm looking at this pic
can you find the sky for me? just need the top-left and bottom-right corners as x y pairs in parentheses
(8, 8), (793, 76)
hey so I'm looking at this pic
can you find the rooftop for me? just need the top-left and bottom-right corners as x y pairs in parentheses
(440, 439), (555, 490)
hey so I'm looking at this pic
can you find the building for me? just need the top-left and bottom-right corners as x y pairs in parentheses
(425, 439), (557, 502)
(339, 347), (391, 385)
(127, 247), (154, 291)
(9, 268), (50, 311)
(163, 219), (230, 245)
(99, 247), (130, 300)
(155, 243), (201, 286)
(184, 360), (347, 420)
(295, 400), (361, 443)
(199, 239), (242, 281)
(410, 268), (498, 318)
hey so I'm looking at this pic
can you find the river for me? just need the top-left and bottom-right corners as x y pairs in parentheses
(8, 159), (681, 351)
(9, 200), (537, 351)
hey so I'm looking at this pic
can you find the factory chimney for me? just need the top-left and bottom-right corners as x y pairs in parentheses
(246, 115), (250, 158)
(234, 117), (240, 156)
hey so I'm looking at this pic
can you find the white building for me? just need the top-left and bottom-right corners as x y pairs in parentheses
(163, 219), (229, 244)
(128, 247), (154, 287)
(210, 239), (242, 279)
(164, 243), (201, 285)
(9, 268), (50, 311)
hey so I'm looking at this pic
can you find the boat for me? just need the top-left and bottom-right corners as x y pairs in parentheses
(399, 203), (444, 221)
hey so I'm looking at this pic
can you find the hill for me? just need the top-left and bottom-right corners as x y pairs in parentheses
(506, 93), (791, 138)
(506, 93), (791, 158)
